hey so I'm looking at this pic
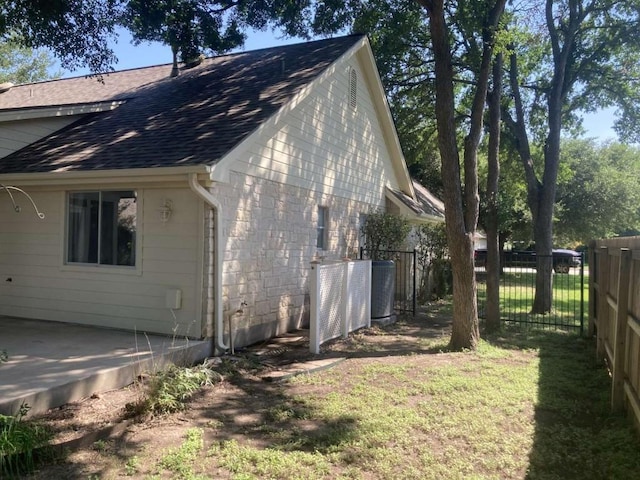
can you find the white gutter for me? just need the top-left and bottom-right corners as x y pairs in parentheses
(188, 173), (228, 352)
(0, 100), (126, 122)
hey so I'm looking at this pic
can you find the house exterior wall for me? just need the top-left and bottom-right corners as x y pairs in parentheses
(228, 55), (402, 206)
(0, 117), (76, 159)
(0, 45), (411, 348)
(0, 186), (204, 338)
(210, 171), (377, 347)
(209, 55), (401, 347)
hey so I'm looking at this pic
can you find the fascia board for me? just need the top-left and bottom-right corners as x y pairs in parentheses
(0, 101), (127, 122)
(357, 40), (416, 199)
(0, 164), (211, 187)
(385, 188), (445, 224)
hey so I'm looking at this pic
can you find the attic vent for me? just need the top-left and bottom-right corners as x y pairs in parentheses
(349, 68), (357, 109)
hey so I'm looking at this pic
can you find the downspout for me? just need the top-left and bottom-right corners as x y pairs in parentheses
(188, 173), (228, 352)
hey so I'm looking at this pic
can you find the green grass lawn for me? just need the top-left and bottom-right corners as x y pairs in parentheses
(197, 331), (640, 480)
(24, 305), (640, 479)
(477, 269), (589, 332)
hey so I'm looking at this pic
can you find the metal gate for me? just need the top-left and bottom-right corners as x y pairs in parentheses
(476, 253), (587, 334)
(359, 248), (416, 316)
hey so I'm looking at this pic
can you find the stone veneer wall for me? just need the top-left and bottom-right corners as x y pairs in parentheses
(208, 171), (382, 348)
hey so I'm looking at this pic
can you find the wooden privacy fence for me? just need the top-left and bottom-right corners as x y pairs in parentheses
(589, 236), (640, 429)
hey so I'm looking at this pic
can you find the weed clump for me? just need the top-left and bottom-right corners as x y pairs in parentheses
(1, 403), (53, 477)
(127, 364), (221, 416)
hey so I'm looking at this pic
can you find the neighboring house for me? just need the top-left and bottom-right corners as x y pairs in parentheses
(0, 34), (443, 353)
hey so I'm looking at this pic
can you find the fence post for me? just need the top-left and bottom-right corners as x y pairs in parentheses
(342, 260), (351, 339)
(587, 242), (597, 336)
(412, 250), (417, 316)
(612, 248), (632, 412)
(309, 262), (321, 354)
(365, 259), (372, 328)
(596, 247), (609, 362)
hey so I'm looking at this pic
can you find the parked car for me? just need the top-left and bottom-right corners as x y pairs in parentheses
(474, 248), (581, 274)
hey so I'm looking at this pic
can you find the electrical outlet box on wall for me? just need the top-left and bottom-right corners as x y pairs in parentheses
(165, 289), (182, 309)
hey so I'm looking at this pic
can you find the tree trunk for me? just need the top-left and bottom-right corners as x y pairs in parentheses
(484, 53), (502, 332)
(421, 0), (479, 350)
(418, 0), (505, 349)
(529, 0), (574, 314)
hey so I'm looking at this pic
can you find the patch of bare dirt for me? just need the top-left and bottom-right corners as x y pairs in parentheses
(22, 306), (453, 479)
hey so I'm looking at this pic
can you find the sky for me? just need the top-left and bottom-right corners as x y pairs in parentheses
(60, 28), (619, 143)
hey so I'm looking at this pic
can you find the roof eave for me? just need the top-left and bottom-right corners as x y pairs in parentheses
(385, 188), (445, 224)
(0, 164), (212, 187)
(357, 40), (415, 199)
(0, 100), (127, 122)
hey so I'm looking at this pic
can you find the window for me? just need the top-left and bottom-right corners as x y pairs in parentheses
(317, 206), (328, 250)
(67, 190), (137, 266)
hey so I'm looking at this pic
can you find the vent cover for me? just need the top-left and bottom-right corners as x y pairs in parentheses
(349, 68), (357, 109)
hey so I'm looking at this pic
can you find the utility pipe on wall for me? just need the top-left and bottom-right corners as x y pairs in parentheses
(188, 173), (228, 352)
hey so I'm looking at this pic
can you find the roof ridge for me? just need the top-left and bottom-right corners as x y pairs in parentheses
(0, 34), (365, 174)
(10, 34), (367, 89)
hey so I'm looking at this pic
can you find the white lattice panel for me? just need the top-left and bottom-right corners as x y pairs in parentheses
(346, 261), (371, 332)
(318, 262), (345, 344)
(310, 260), (371, 353)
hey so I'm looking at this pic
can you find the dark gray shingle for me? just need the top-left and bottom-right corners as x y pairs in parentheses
(0, 35), (363, 174)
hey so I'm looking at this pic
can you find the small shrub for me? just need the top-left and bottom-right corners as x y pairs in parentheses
(131, 364), (221, 416)
(0, 403), (53, 477)
(361, 211), (411, 260)
(124, 455), (139, 476)
(415, 223), (451, 301)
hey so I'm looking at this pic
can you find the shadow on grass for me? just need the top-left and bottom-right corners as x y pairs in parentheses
(486, 329), (640, 479)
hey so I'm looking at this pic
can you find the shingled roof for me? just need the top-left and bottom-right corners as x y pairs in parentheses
(0, 35), (364, 174)
(387, 179), (445, 222)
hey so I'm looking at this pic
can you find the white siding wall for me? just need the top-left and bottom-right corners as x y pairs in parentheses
(211, 171), (375, 347)
(232, 56), (401, 204)
(0, 117), (76, 159)
(208, 56), (401, 347)
(0, 187), (203, 337)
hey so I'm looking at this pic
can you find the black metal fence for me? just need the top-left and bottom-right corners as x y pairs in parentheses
(476, 253), (587, 334)
(359, 248), (417, 316)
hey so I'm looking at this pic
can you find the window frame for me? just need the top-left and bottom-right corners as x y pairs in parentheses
(64, 189), (141, 273)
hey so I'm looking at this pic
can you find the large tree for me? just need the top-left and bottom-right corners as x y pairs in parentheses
(415, 0), (506, 349)
(0, 0), (120, 73)
(122, 0), (319, 76)
(503, 0), (640, 313)
(0, 37), (59, 84)
(555, 139), (640, 244)
(305, 0), (507, 348)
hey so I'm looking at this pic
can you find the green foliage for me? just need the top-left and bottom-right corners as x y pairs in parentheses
(0, 36), (59, 84)
(0, 403), (53, 477)
(555, 139), (640, 244)
(159, 428), (205, 479)
(131, 363), (221, 415)
(414, 222), (451, 301)
(351, 0), (443, 196)
(124, 455), (140, 476)
(122, 0), (340, 66)
(361, 210), (411, 259)
(0, 1), (119, 72)
(123, 0), (246, 63)
(478, 145), (533, 246)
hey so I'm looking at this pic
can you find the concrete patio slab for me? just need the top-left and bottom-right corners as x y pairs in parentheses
(0, 317), (211, 417)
